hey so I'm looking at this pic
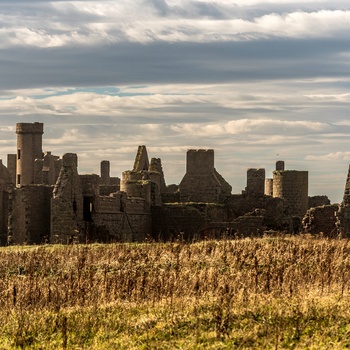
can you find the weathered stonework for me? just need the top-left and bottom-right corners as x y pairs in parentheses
(0, 121), (347, 244)
(273, 170), (308, 218)
(302, 204), (338, 236)
(245, 168), (265, 196)
(51, 153), (84, 244)
(179, 149), (232, 203)
(265, 178), (273, 196)
(16, 122), (44, 186)
(8, 185), (52, 244)
(0, 161), (12, 245)
(308, 195), (330, 209)
(337, 165), (350, 237)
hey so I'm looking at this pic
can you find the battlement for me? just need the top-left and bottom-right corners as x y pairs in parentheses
(16, 122), (44, 135)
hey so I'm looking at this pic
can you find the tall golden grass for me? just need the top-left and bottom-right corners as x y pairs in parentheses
(1, 236), (350, 349)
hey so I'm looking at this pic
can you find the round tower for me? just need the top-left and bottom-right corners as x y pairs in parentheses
(16, 122), (44, 186)
(273, 170), (308, 218)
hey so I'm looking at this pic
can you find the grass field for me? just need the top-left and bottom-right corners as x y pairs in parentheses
(1, 235), (350, 349)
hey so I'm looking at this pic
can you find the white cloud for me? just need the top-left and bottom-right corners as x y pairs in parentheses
(171, 119), (331, 137)
(1, 2), (350, 48)
(305, 152), (350, 161)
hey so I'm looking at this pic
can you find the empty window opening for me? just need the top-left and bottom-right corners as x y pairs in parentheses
(83, 197), (93, 222)
(73, 200), (77, 216)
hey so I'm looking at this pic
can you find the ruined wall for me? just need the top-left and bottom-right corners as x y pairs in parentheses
(214, 169), (232, 201)
(302, 204), (338, 236)
(121, 171), (152, 203)
(149, 158), (166, 192)
(80, 174), (100, 197)
(273, 170), (308, 218)
(152, 203), (230, 241)
(0, 161), (13, 245)
(121, 145), (163, 207)
(133, 145), (149, 171)
(7, 154), (16, 186)
(337, 165), (350, 237)
(161, 184), (180, 203)
(93, 194), (123, 241)
(9, 185), (52, 244)
(51, 154), (84, 244)
(152, 204), (206, 241)
(42, 152), (61, 185)
(308, 195), (330, 209)
(99, 185), (119, 196)
(231, 210), (266, 237)
(225, 194), (291, 232)
(245, 168), (265, 196)
(93, 193), (151, 242)
(33, 153), (62, 186)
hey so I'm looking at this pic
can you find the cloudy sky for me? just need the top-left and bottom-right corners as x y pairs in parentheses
(1, 0), (350, 202)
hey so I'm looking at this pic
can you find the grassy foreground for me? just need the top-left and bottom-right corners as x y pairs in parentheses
(1, 236), (350, 349)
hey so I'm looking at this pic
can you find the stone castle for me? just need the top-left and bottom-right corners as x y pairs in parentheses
(0, 121), (349, 245)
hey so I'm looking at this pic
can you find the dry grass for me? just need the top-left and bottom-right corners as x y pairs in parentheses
(1, 235), (350, 349)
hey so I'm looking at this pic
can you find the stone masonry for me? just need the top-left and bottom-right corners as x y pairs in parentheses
(0, 121), (347, 245)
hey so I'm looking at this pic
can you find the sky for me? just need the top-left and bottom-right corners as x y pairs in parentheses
(1, 0), (350, 203)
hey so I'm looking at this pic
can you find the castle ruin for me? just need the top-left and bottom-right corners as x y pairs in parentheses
(0, 122), (347, 245)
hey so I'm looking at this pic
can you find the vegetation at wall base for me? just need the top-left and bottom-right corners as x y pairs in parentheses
(1, 236), (350, 349)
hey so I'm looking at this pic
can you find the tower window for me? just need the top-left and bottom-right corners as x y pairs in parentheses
(17, 149), (21, 160)
(17, 174), (21, 185)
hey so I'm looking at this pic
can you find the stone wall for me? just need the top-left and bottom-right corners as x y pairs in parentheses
(302, 204), (338, 236)
(225, 194), (291, 231)
(121, 172), (152, 204)
(152, 204), (205, 241)
(7, 154), (16, 185)
(245, 168), (265, 195)
(93, 195), (125, 241)
(51, 154), (84, 244)
(93, 193), (151, 242)
(80, 174), (100, 197)
(99, 185), (120, 196)
(9, 185), (52, 244)
(336, 165), (350, 237)
(231, 210), (266, 237)
(0, 161), (12, 244)
(308, 195), (330, 209)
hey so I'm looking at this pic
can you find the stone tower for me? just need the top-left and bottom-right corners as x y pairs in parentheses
(16, 122), (44, 186)
(273, 170), (308, 218)
(179, 149), (232, 203)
